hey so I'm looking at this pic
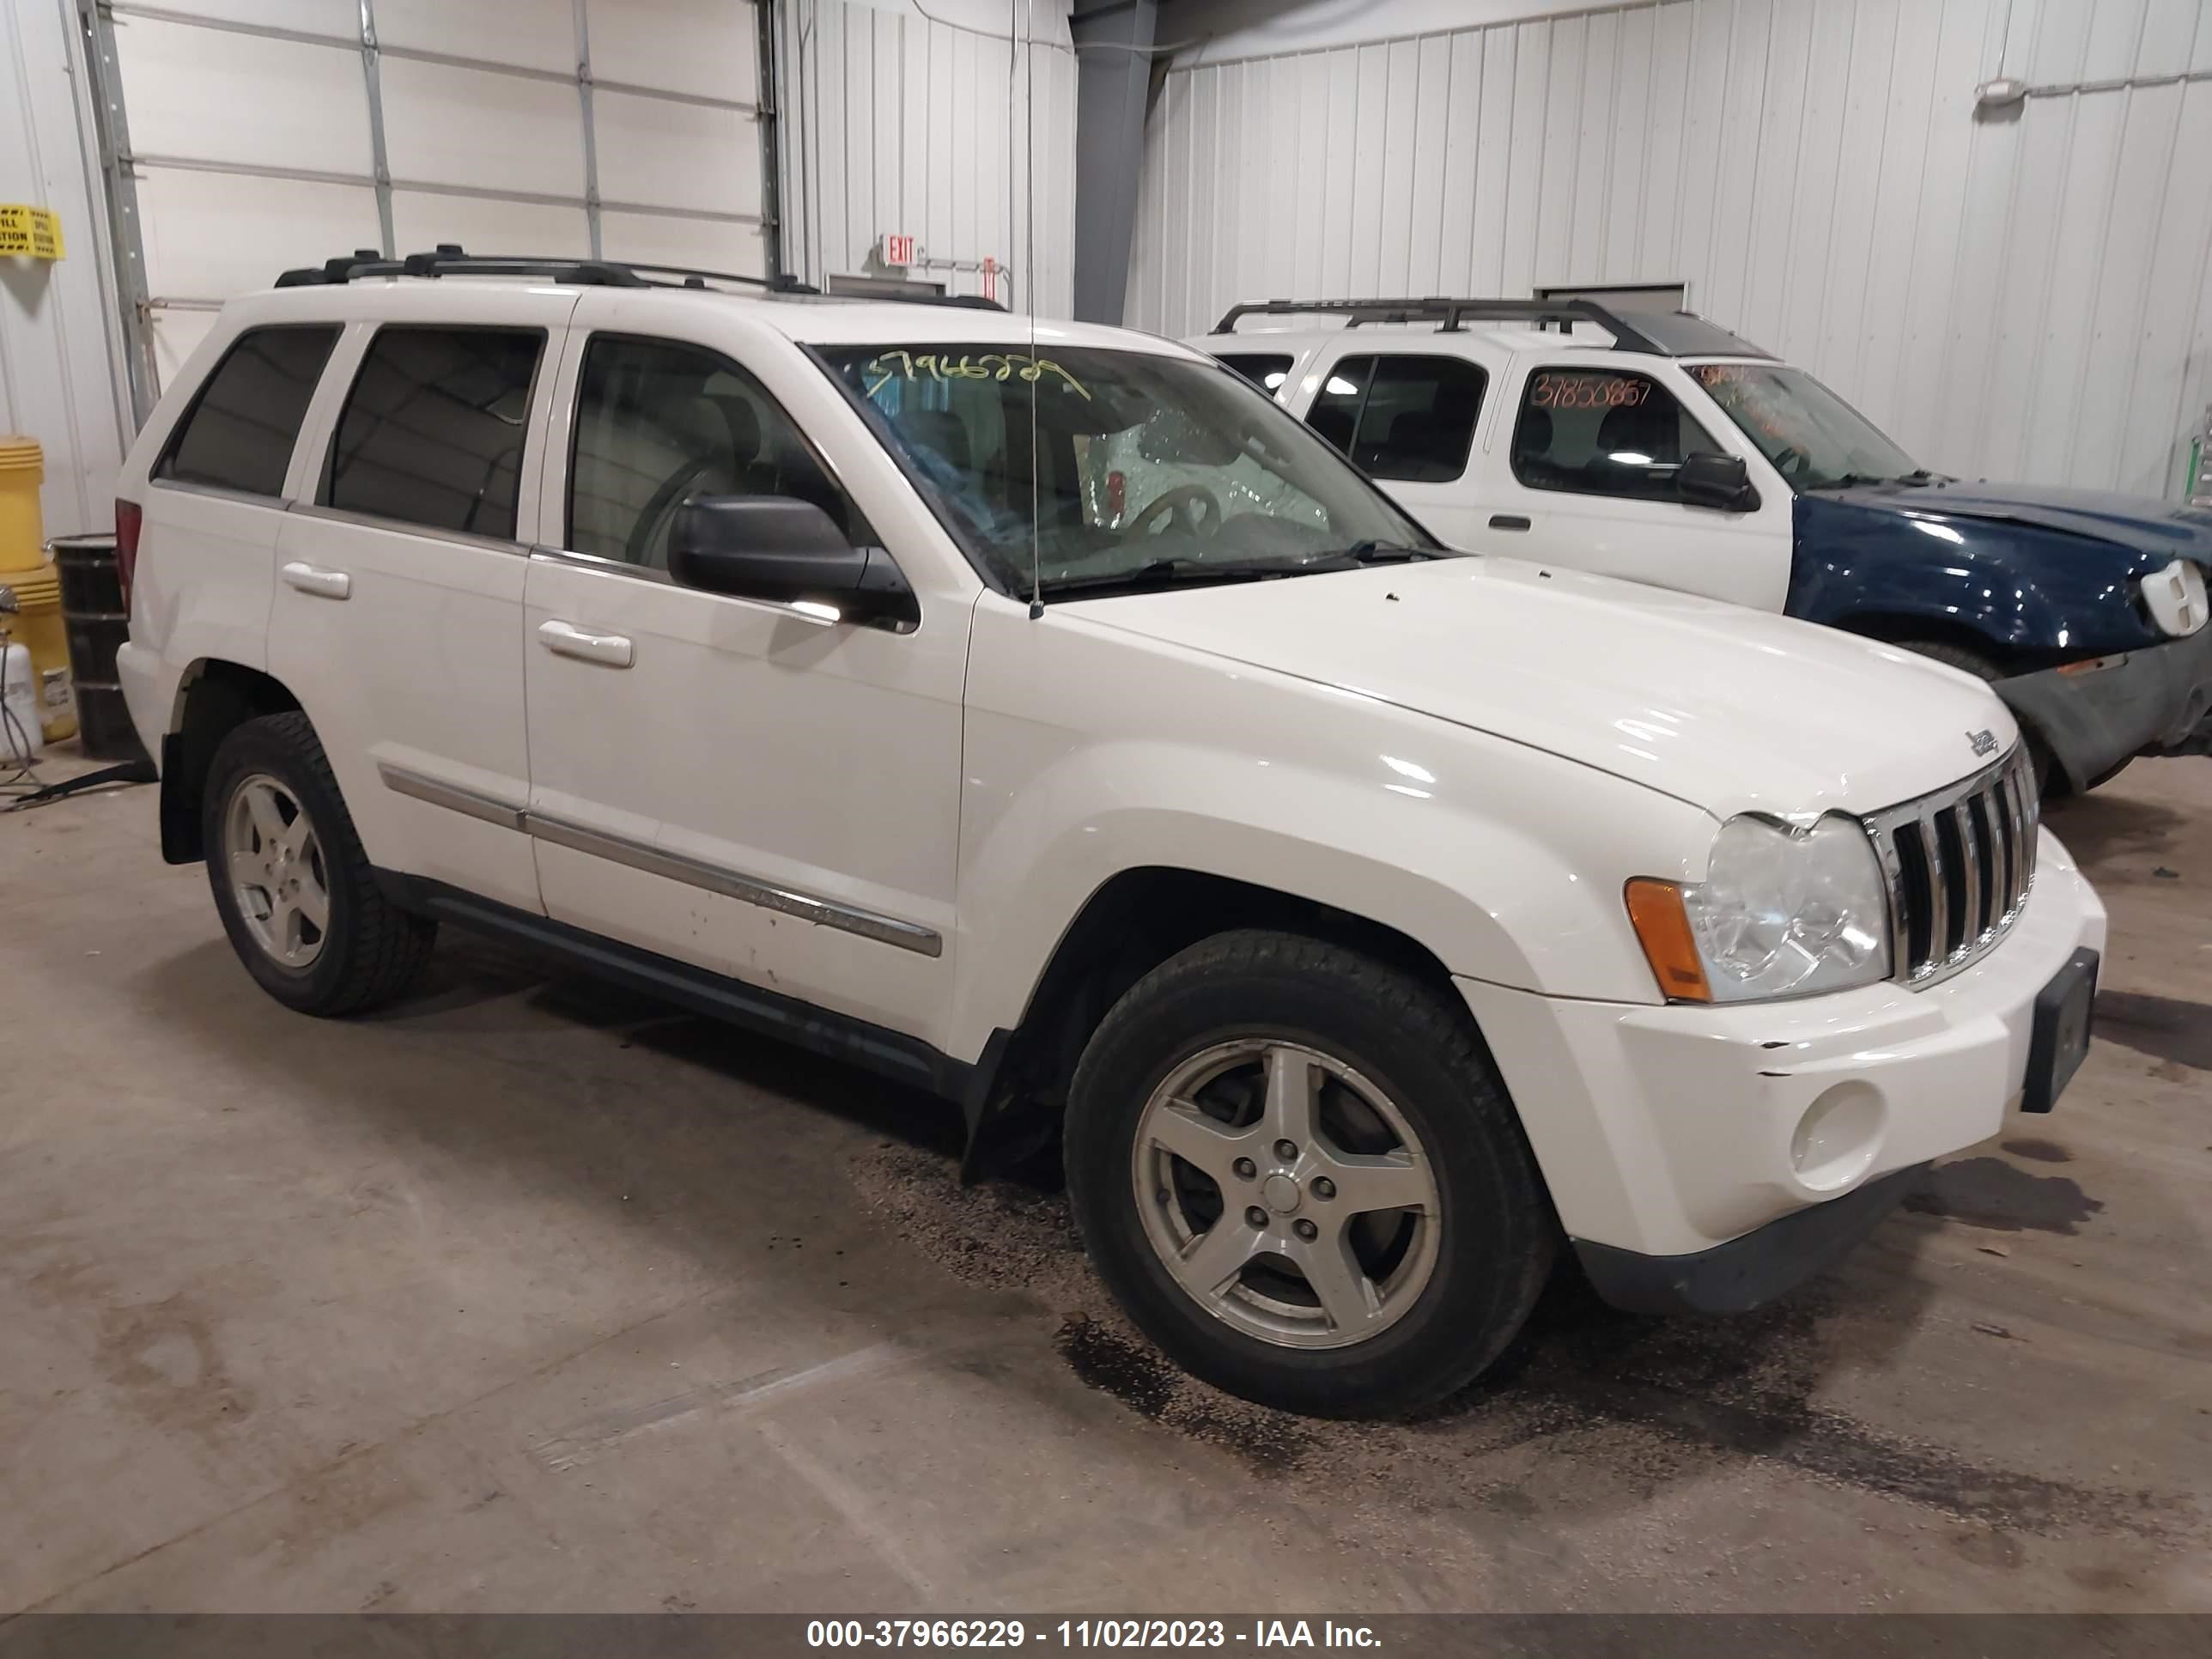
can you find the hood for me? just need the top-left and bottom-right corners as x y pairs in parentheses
(1822, 479), (2212, 565)
(1069, 556), (2014, 820)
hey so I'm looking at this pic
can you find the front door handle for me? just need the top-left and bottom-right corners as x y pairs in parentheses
(281, 561), (351, 599)
(538, 618), (634, 669)
(1488, 514), (1532, 532)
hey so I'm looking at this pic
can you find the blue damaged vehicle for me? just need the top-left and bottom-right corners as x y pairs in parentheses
(1195, 295), (2212, 793)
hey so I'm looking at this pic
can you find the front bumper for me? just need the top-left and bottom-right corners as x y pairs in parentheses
(1574, 1164), (1924, 1315)
(1458, 828), (2106, 1274)
(1999, 625), (2212, 789)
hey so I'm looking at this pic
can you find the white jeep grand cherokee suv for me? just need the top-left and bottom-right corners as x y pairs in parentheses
(115, 249), (2106, 1418)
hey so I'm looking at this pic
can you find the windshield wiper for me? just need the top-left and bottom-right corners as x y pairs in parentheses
(1039, 557), (1330, 599)
(1336, 539), (1437, 562)
(1039, 542), (1441, 601)
(1802, 472), (1891, 490)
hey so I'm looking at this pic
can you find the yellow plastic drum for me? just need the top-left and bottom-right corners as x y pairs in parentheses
(0, 436), (78, 742)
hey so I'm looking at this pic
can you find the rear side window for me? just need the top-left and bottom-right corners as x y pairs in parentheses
(1510, 368), (1725, 501)
(323, 326), (544, 540)
(1217, 353), (1293, 394)
(156, 325), (340, 497)
(1304, 354), (1486, 482)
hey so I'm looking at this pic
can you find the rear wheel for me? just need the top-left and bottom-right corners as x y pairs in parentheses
(203, 712), (435, 1015)
(1064, 930), (1555, 1418)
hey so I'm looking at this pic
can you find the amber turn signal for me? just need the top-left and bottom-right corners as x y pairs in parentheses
(1624, 878), (1712, 1003)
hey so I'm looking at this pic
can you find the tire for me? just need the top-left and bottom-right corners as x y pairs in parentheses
(202, 711), (435, 1016)
(1063, 929), (1557, 1418)
(1893, 639), (2057, 795)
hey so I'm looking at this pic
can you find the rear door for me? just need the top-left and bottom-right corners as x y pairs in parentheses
(265, 289), (577, 913)
(1474, 357), (1794, 609)
(1296, 346), (1498, 547)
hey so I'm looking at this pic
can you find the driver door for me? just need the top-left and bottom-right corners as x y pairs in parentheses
(1478, 359), (1794, 611)
(520, 301), (968, 1042)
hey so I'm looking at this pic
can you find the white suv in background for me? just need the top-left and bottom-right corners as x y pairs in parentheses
(116, 249), (2105, 1418)
(1194, 296), (2212, 798)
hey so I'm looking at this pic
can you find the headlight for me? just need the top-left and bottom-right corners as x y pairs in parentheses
(1626, 814), (1891, 1003)
(2140, 558), (2206, 637)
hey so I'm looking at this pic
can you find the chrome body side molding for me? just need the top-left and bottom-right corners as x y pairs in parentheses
(377, 764), (942, 957)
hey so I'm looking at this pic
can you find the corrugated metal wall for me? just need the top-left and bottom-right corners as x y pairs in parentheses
(106, 0), (769, 392)
(1128, 0), (2212, 501)
(779, 0), (1079, 315)
(0, 0), (129, 537)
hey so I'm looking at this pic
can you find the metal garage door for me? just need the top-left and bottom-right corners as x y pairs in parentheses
(82, 0), (768, 409)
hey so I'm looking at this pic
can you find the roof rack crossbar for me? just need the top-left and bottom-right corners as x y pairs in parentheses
(1211, 295), (1668, 356)
(270, 245), (1004, 309)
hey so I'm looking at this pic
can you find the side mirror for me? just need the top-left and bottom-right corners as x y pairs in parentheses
(1677, 451), (1758, 512)
(668, 495), (919, 629)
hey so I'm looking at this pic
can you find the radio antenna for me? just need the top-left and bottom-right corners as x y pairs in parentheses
(1019, 0), (1042, 618)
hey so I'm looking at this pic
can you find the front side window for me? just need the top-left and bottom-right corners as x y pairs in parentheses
(1686, 362), (1919, 489)
(1510, 367), (1726, 502)
(1217, 353), (1292, 394)
(815, 343), (1435, 598)
(157, 325), (340, 497)
(569, 334), (857, 570)
(323, 326), (544, 540)
(1305, 354), (1486, 483)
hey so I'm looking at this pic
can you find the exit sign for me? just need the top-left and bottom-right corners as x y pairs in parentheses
(880, 232), (915, 268)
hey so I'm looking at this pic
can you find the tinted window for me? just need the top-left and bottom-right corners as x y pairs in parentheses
(1304, 354), (1486, 483)
(1218, 353), (1293, 394)
(324, 327), (544, 539)
(157, 325), (339, 497)
(1305, 356), (1373, 456)
(569, 334), (857, 569)
(1510, 367), (1725, 501)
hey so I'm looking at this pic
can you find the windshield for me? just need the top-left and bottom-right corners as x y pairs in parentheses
(1686, 363), (1920, 489)
(816, 343), (1437, 598)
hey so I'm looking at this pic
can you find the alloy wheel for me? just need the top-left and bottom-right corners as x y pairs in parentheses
(224, 773), (330, 970)
(1129, 1037), (1441, 1349)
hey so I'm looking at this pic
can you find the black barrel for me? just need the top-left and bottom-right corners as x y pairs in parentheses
(50, 532), (149, 763)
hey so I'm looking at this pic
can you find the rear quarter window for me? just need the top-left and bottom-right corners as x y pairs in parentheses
(155, 325), (342, 497)
(1217, 353), (1294, 394)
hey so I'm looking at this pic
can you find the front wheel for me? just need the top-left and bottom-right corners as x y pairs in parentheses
(1064, 930), (1556, 1418)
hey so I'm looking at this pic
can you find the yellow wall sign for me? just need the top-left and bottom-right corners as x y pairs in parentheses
(0, 205), (64, 260)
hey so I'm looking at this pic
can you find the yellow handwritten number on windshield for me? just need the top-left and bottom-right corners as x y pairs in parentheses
(862, 351), (1091, 401)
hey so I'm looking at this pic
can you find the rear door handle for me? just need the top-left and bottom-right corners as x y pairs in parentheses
(280, 561), (350, 599)
(538, 618), (634, 669)
(1488, 514), (1532, 532)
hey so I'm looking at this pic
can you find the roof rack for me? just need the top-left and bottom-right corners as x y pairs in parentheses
(1209, 296), (1771, 359)
(272, 245), (1009, 311)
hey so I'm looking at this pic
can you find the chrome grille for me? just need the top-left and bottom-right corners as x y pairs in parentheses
(1863, 745), (2039, 988)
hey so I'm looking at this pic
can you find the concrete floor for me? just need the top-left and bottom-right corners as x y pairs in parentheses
(1, 746), (2207, 1615)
